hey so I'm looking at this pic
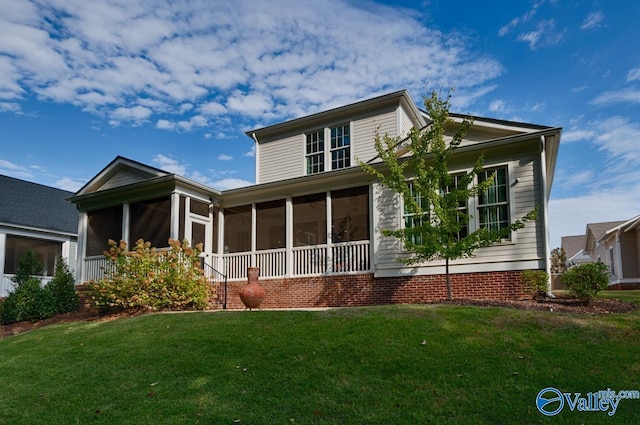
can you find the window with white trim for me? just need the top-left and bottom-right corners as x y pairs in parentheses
(478, 167), (509, 234)
(441, 173), (468, 241)
(306, 130), (324, 174)
(305, 123), (351, 175)
(403, 181), (430, 245)
(330, 124), (350, 170)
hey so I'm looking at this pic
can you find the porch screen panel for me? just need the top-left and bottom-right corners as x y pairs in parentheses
(224, 205), (251, 253)
(256, 200), (285, 250)
(87, 206), (123, 256)
(192, 222), (206, 250)
(292, 193), (326, 247)
(130, 197), (171, 248)
(179, 196), (186, 242)
(4, 235), (62, 276)
(331, 186), (369, 243)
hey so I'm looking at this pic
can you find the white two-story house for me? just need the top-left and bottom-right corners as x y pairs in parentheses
(68, 90), (561, 308)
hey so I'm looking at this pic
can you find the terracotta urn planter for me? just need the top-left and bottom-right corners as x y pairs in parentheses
(239, 267), (265, 310)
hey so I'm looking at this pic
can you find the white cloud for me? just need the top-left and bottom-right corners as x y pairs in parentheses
(488, 99), (506, 112)
(498, 0), (544, 36)
(591, 89), (640, 105)
(218, 154), (233, 161)
(109, 105), (152, 125)
(0, 158), (33, 179)
(580, 11), (604, 30)
(55, 177), (85, 192)
(0, 0), (503, 130)
(561, 129), (595, 143)
(628, 67), (640, 82)
(152, 154), (186, 175)
(245, 145), (256, 157)
(517, 20), (563, 50)
(211, 178), (253, 190)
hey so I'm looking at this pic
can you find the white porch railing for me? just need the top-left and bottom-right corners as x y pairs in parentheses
(1, 275), (54, 298)
(80, 240), (371, 283)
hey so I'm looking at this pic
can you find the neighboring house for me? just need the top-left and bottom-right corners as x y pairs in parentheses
(561, 235), (590, 267)
(0, 175), (78, 297)
(68, 90), (561, 308)
(584, 216), (640, 288)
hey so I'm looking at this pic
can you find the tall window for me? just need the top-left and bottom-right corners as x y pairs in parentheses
(224, 205), (251, 253)
(330, 124), (350, 170)
(293, 193), (326, 246)
(478, 167), (509, 234)
(87, 206), (123, 256)
(130, 197), (171, 248)
(256, 200), (285, 250)
(331, 186), (368, 243)
(442, 174), (468, 240)
(403, 181), (430, 245)
(306, 130), (324, 174)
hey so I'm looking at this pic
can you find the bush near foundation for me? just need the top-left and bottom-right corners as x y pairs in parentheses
(562, 262), (609, 303)
(87, 239), (213, 313)
(520, 270), (548, 300)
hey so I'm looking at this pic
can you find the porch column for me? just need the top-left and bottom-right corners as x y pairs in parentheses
(170, 192), (181, 241)
(217, 208), (224, 272)
(122, 202), (130, 247)
(285, 196), (293, 277)
(326, 191), (332, 273)
(77, 211), (88, 283)
(251, 203), (256, 267)
(0, 232), (6, 279)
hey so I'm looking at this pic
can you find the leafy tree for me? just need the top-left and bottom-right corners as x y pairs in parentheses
(359, 90), (537, 300)
(550, 247), (567, 273)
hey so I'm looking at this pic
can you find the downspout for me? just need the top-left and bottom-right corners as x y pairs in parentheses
(539, 135), (553, 295)
(251, 132), (260, 184)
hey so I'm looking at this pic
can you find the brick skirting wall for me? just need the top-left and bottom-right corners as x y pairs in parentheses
(215, 270), (526, 310)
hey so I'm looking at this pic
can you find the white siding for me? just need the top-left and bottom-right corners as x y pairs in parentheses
(372, 147), (545, 276)
(257, 133), (303, 184)
(98, 168), (156, 191)
(353, 106), (398, 165)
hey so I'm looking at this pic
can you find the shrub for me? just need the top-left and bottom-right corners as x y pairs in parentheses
(1, 277), (56, 324)
(87, 239), (214, 314)
(1, 251), (58, 324)
(45, 258), (79, 314)
(521, 270), (548, 300)
(562, 262), (609, 303)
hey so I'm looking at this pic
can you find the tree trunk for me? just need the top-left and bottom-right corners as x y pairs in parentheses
(446, 257), (452, 300)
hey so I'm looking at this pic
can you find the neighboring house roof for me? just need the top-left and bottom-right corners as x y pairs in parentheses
(584, 220), (626, 253)
(599, 214), (640, 242)
(561, 235), (585, 259)
(0, 175), (78, 234)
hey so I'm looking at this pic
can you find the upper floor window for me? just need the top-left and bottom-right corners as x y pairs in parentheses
(306, 130), (325, 174)
(330, 124), (350, 170)
(478, 167), (509, 234)
(305, 123), (351, 175)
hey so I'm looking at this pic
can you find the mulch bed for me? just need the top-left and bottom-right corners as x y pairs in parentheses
(1, 295), (637, 339)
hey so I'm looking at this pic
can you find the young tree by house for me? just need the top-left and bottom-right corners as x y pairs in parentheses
(359, 90), (537, 300)
(550, 247), (567, 273)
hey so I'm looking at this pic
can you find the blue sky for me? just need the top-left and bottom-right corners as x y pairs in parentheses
(1, 0), (639, 249)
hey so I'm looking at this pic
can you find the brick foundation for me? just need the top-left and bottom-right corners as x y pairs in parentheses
(215, 270), (527, 310)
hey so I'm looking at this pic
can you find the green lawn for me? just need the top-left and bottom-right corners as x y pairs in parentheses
(1, 305), (639, 424)
(600, 289), (640, 304)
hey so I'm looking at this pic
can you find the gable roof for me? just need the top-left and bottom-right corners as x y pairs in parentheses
(584, 220), (626, 252)
(600, 214), (640, 242)
(561, 235), (586, 259)
(0, 175), (78, 234)
(247, 90), (426, 140)
(73, 155), (169, 196)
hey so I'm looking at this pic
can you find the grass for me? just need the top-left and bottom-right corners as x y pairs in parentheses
(1, 304), (639, 424)
(599, 289), (640, 304)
